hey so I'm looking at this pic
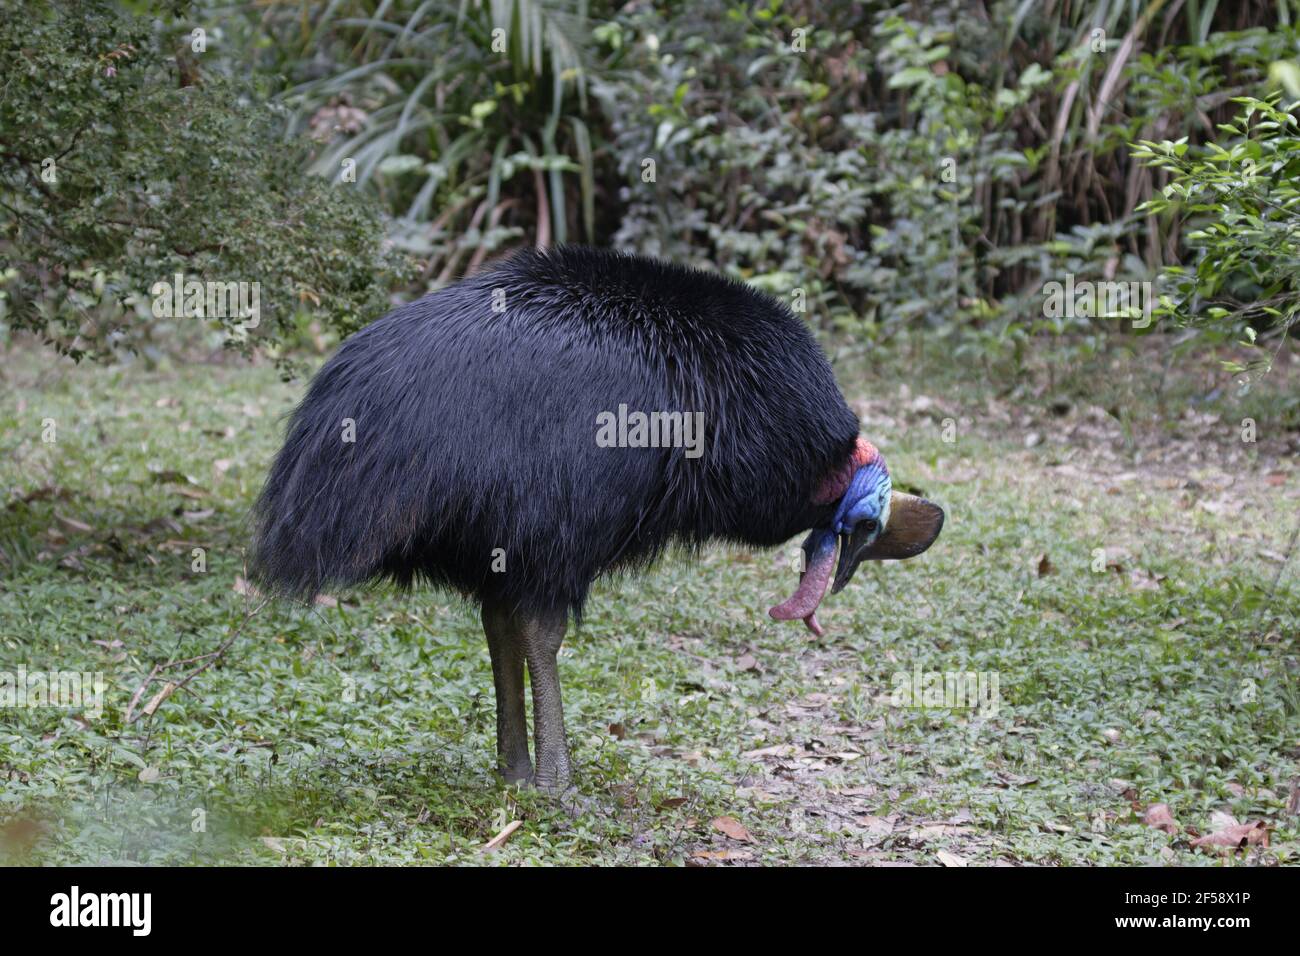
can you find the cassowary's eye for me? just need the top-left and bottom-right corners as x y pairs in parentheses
(860, 518), (878, 535)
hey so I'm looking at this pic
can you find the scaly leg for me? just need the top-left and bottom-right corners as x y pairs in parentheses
(519, 606), (572, 792)
(481, 601), (533, 785)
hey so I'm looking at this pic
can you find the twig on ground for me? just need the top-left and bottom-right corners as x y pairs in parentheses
(482, 819), (522, 851)
(123, 598), (268, 724)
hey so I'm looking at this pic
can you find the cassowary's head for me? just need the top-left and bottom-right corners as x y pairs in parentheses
(769, 437), (944, 635)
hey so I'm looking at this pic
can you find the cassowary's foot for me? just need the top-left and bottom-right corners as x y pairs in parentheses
(482, 601), (573, 792)
(530, 766), (572, 794)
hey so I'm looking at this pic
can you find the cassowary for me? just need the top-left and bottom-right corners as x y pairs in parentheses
(251, 247), (943, 791)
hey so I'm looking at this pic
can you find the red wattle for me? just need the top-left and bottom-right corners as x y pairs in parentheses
(769, 530), (837, 634)
(814, 437), (879, 505)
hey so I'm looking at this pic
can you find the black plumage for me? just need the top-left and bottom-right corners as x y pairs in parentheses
(252, 246), (858, 616)
(250, 246), (892, 790)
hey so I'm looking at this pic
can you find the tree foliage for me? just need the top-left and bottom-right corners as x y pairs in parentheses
(4, 0), (1299, 373)
(0, 0), (406, 370)
(1135, 94), (1300, 369)
(248, 0), (1298, 363)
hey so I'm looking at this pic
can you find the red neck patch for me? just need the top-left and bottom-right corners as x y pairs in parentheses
(813, 436), (880, 506)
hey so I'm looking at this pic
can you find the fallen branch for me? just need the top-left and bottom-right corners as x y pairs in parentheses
(123, 598), (267, 724)
(482, 820), (522, 852)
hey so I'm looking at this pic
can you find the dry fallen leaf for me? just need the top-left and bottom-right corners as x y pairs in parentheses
(855, 814), (896, 837)
(54, 512), (94, 534)
(1036, 553), (1055, 577)
(1209, 810), (1239, 832)
(1142, 803), (1179, 834)
(142, 681), (177, 717)
(1190, 820), (1268, 851)
(742, 743), (797, 759)
(936, 849), (968, 867)
(1109, 778), (1137, 800)
(711, 816), (753, 843)
(690, 849), (754, 863)
(909, 824), (974, 841)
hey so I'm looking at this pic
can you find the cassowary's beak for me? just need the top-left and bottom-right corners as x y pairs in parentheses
(830, 492), (945, 594)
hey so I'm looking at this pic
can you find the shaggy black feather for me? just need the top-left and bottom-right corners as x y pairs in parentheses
(251, 246), (859, 616)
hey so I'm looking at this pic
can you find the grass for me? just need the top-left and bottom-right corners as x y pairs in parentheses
(0, 344), (1297, 866)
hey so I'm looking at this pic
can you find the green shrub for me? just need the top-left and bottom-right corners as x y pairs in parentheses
(247, 0), (603, 282)
(0, 0), (407, 372)
(1135, 94), (1300, 372)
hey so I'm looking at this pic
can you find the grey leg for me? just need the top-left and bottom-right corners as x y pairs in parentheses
(519, 606), (572, 792)
(482, 602), (533, 785)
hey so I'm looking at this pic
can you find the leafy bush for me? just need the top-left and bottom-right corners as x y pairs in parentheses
(579, 0), (1299, 357)
(239, 0), (605, 282)
(1135, 94), (1300, 372)
(0, 0), (407, 371)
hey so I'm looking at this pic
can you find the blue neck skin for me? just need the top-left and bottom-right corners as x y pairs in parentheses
(831, 458), (891, 536)
(802, 458), (891, 578)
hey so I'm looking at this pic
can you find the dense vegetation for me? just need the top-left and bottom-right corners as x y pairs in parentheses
(0, 0), (405, 371)
(2, 0), (1299, 381)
